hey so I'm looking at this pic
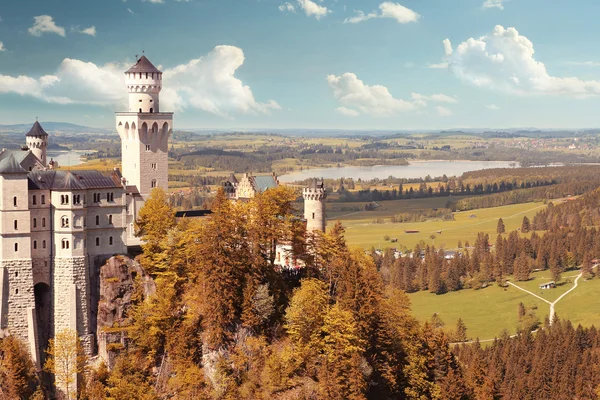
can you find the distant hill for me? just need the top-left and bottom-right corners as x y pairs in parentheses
(0, 122), (112, 134)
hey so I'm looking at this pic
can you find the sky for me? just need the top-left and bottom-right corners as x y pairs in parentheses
(1, 0), (600, 130)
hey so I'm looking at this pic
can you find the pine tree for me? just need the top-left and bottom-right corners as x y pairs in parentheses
(521, 216), (531, 233)
(455, 318), (468, 342)
(497, 218), (506, 234)
(582, 251), (594, 280)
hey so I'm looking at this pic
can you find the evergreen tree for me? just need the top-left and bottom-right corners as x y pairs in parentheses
(521, 216), (531, 233)
(455, 318), (468, 342)
(497, 218), (506, 234)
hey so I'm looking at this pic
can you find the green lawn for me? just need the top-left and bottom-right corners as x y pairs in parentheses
(408, 284), (547, 340)
(555, 277), (600, 328)
(338, 201), (546, 250)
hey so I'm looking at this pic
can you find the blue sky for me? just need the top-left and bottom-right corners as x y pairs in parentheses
(1, 0), (600, 130)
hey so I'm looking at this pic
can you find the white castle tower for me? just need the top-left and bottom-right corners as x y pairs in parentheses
(303, 178), (327, 233)
(116, 56), (173, 199)
(26, 121), (48, 166)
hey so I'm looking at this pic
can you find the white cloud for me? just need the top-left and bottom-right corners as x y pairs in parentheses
(443, 38), (453, 57)
(427, 62), (448, 69)
(127, 8), (135, 14)
(345, 2), (419, 24)
(411, 93), (458, 103)
(297, 0), (330, 19)
(327, 72), (419, 116)
(28, 15), (66, 37)
(0, 42), (5, 52)
(483, 0), (504, 10)
(445, 25), (600, 97)
(436, 106), (452, 117)
(80, 26), (96, 36)
(336, 107), (360, 117)
(566, 61), (600, 67)
(279, 2), (296, 12)
(142, 0), (165, 3)
(486, 104), (500, 110)
(0, 46), (279, 117)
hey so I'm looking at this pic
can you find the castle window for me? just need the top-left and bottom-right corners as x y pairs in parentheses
(61, 195), (69, 205)
(13, 196), (17, 207)
(312, 213), (315, 219)
(33, 218), (37, 228)
(73, 195), (81, 205)
(150, 99), (153, 103)
(108, 215), (113, 225)
(139, 108), (142, 113)
(145, 145), (151, 152)
(14, 220), (17, 230)
(150, 108), (153, 113)
(41, 194), (46, 204)
(43, 240), (46, 249)
(15, 272), (18, 278)
(33, 241), (37, 250)
(14, 243), (18, 252)
(139, 99), (142, 102)
(42, 218), (46, 228)
(109, 236), (113, 246)
(15, 289), (18, 295)
(151, 179), (157, 188)
(146, 72), (148, 79)
(61, 216), (69, 228)
(107, 193), (114, 202)
(96, 215), (100, 226)
(62, 239), (69, 249)
(33, 195), (37, 205)
(96, 237), (100, 247)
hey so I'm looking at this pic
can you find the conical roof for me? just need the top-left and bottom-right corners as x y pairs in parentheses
(0, 153), (27, 174)
(125, 55), (161, 74)
(26, 121), (48, 137)
(308, 177), (324, 189)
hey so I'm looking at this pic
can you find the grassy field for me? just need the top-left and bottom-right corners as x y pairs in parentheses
(408, 269), (598, 341)
(408, 284), (546, 340)
(337, 201), (546, 250)
(555, 277), (600, 328)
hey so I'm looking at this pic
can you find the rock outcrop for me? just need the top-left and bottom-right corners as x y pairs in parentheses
(96, 255), (155, 368)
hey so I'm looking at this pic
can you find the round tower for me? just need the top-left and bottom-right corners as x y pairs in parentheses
(303, 178), (327, 233)
(26, 120), (48, 166)
(125, 55), (162, 113)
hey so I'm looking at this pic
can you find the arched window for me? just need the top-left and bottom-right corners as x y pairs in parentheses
(150, 107), (153, 113)
(151, 179), (157, 188)
(109, 236), (113, 246)
(13, 220), (17, 230)
(108, 215), (113, 225)
(14, 243), (18, 252)
(32, 195), (37, 205)
(139, 108), (142, 113)
(33, 218), (37, 228)
(33, 241), (37, 250)
(95, 237), (100, 247)
(62, 239), (69, 249)
(41, 194), (46, 204)
(42, 218), (46, 228)
(61, 216), (69, 228)
(13, 196), (17, 207)
(96, 215), (100, 226)
(42, 240), (46, 249)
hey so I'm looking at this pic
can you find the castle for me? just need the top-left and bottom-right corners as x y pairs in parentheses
(0, 55), (326, 368)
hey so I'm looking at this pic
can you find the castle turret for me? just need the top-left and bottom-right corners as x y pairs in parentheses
(303, 178), (327, 233)
(26, 121), (48, 166)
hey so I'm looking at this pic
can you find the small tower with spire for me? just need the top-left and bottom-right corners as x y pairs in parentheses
(303, 178), (327, 233)
(25, 120), (48, 167)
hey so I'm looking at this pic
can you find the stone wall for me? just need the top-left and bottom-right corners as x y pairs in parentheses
(1, 259), (35, 340)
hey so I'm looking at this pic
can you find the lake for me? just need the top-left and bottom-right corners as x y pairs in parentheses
(46, 151), (92, 167)
(278, 160), (520, 182)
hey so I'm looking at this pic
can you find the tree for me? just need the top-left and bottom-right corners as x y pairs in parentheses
(455, 319), (468, 342)
(497, 218), (506, 234)
(0, 336), (41, 399)
(582, 251), (594, 280)
(318, 304), (366, 400)
(521, 216), (531, 233)
(44, 328), (86, 400)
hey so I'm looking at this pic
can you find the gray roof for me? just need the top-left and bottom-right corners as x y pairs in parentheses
(308, 178), (324, 189)
(125, 56), (161, 74)
(26, 121), (49, 137)
(253, 175), (278, 193)
(0, 153), (27, 174)
(228, 173), (238, 184)
(28, 170), (122, 191)
(0, 149), (31, 165)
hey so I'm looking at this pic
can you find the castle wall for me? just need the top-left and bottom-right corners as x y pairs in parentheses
(0, 259), (35, 340)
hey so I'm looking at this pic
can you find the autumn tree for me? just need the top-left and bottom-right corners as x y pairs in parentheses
(455, 318), (468, 342)
(582, 251), (594, 280)
(521, 216), (531, 233)
(45, 328), (86, 400)
(0, 336), (41, 399)
(497, 218), (506, 234)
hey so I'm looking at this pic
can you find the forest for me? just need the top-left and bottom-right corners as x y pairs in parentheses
(2, 185), (600, 399)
